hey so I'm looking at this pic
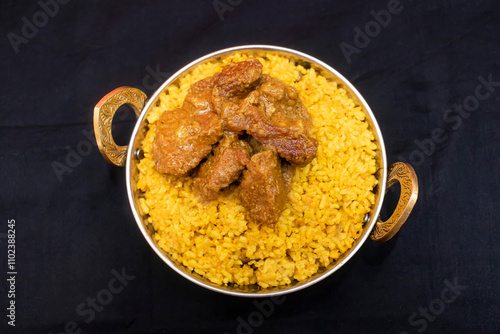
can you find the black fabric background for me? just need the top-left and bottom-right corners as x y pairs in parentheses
(1, 0), (499, 333)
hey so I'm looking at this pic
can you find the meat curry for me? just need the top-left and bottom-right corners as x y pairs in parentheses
(152, 59), (318, 225)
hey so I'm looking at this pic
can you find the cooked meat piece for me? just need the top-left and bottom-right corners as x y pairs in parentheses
(219, 77), (318, 165)
(152, 77), (223, 175)
(188, 74), (219, 94)
(247, 111), (317, 165)
(213, 59), (263, 99)
(152, 107), (223, 175)
(239, 150), (288, 225)
(258, 75), (314, 131)
(193, 132), (252, 200)
(183, 77), (217, 114)
(220, 90), (260, 131)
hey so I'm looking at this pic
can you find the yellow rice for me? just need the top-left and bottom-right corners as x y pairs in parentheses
(136, 52), (378, 288)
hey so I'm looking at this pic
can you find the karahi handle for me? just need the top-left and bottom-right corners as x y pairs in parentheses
(370, 162), (419, 242)
(93, 87), (147, 167)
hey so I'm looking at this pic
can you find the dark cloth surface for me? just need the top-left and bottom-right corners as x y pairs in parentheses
(1, 0), (499, 333)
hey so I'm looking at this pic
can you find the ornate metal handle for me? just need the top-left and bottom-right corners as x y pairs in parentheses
(370, 162), (419, 242)
(93, 87), (147, 167)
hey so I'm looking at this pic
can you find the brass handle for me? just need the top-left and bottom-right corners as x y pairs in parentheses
(93, 87), (147, 166)
(370, 162), (419, 242)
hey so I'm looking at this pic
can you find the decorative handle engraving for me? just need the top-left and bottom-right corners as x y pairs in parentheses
(93, 87), (147, 167)
(370, 162), (419, 242)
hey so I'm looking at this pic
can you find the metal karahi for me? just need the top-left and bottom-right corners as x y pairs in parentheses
(93, 45), (418, 297)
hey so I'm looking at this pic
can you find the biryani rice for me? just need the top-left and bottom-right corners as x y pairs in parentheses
(136, 52), (378, 288)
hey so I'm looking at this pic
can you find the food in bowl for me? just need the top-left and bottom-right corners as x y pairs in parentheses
(136, 52), (378, 288)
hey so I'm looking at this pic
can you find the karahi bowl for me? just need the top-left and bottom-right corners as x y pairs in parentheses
(93, 45), (418, 297)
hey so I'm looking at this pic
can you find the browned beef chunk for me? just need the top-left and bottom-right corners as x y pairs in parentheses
(213, 59), (263, 99)
(193, 132), (252, 200)
(239, 150), (288, 225)
(152, 77), (223, 176)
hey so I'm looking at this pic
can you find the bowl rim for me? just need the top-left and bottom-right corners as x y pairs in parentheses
(125, 44), (388, 297)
